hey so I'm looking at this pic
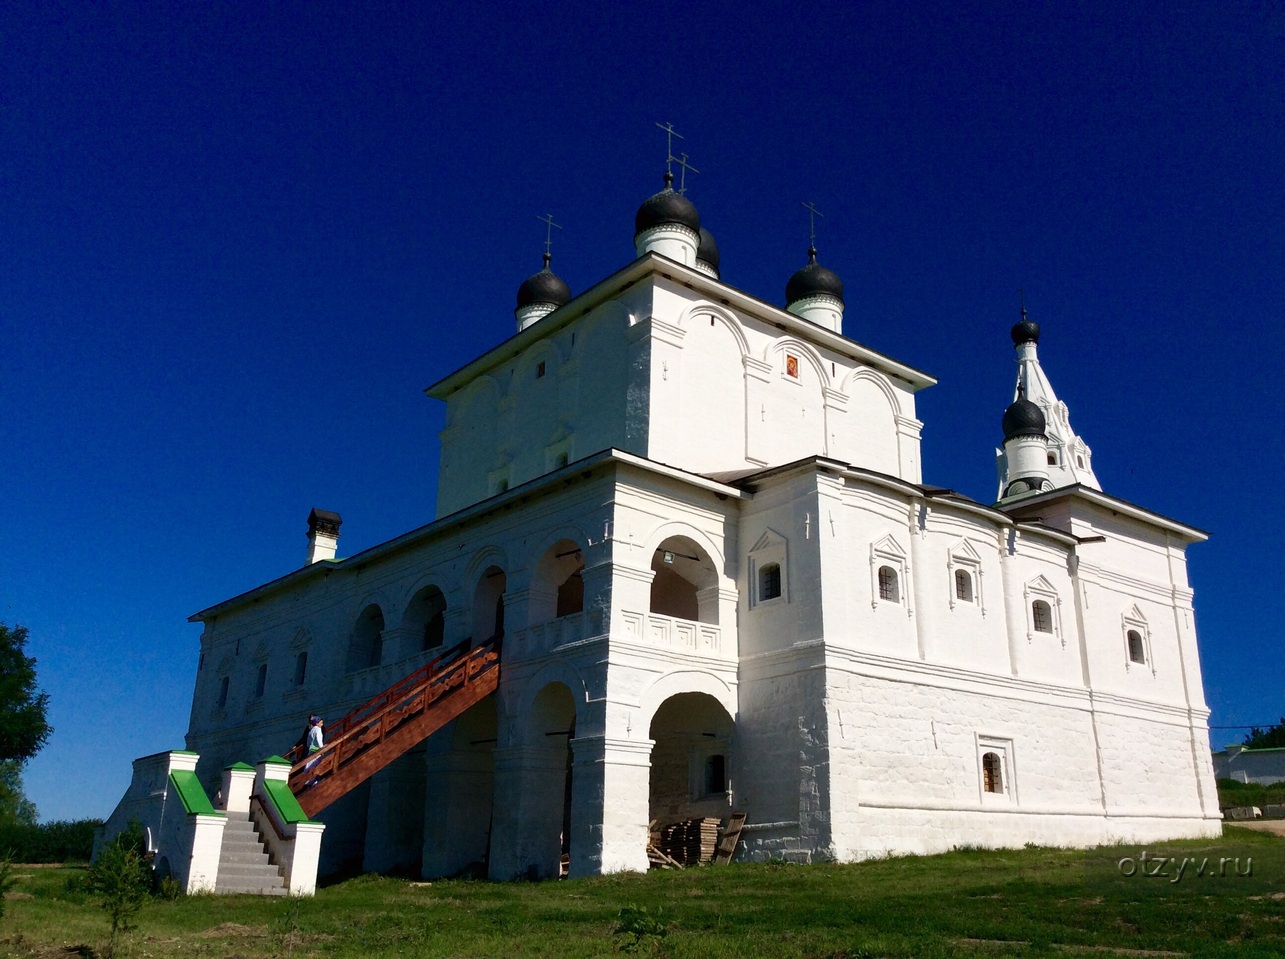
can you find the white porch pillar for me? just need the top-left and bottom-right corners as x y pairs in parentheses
(568, 735), (653, 877)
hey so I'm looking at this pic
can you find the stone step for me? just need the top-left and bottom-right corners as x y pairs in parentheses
(216, 881), (289, 896)
(218, 864), (283, 881)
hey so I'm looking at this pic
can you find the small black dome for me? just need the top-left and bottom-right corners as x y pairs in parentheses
(1002, 395), (1046, 441)
(515, 254), (571, 311)
(786, 247), (844, 306)
(697, 227), (720, 271)
(634, 172), (700, 236)
(1011, 314), (1041, 345)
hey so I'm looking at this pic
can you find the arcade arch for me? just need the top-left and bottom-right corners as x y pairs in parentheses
(650, 534), (721, 624)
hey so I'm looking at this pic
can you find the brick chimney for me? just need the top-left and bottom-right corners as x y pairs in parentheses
(306, 508), (342, 564)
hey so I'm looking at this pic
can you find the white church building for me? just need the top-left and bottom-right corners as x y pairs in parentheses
(142, 169), (1221, 885)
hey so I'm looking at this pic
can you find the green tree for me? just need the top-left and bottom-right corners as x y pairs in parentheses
(0, 623), (52, 763)
(0, 759), (38, 827)
(86, 821), (151, 957)
(1243, 718), (1285, 749)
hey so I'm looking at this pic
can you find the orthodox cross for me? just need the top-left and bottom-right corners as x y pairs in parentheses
(655, 121), (684, 176)
(537, 213), (562, 265)
(673, 152), (699, 195)
(802, 201), (824, 249)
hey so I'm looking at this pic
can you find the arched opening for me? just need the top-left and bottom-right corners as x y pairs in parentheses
(346, 604), (386, 673)
(650, 535), (720, 624)
(471, 566), (507, 642)
(647, 691), (734, 864)
(530, 539), (587, 624)
(878, 565), (900, 603)
(1032, 599), (1053, 634)
(420, 694), (497, 879)
(403, 584), (448, 652)
(525, 682), (576, 879)
(1127, 629), (1146, 664)
(954, 569), (973, 603)
(982, 752), (1003, 793)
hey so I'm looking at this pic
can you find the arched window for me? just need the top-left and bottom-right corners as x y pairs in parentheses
(878, 565), (900, 603)
(1127, 629), (1146, 664)
(955, 569), (974, 603)
(216, 676), (229, 710)
(254, 663), (267, 698)
(1032, 599), (1053, 633)
(760, 562), (782, 602)
(293, 651), (308, 687)
(982, 752), (1003, 793)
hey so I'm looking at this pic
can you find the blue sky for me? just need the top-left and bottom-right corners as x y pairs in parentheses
(3, 1), (1282, 822)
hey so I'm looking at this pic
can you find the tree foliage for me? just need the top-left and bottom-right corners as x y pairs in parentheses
(1243, 718), (1285, 749)
(0, 759), (38, 827)
(0, 623), (52, 764)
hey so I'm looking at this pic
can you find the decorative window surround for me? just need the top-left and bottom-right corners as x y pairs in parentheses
(947, 538), (985, 614)
(1122, 605), (1155, 674)
(748, 529), (787, 608)
(870, 534), (910, 615)
(1024, 575), (1064, 645)
(976, 734), (1016, 803)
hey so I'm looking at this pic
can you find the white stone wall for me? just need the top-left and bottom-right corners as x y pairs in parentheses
(433, 263), (927, 520)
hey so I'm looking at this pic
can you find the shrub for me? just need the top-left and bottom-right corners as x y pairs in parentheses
(86, 821), (152, 957)
(0, 818), (101, 862)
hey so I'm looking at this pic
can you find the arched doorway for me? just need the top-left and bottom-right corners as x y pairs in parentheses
(648, 692), (735, 860)
(521, 681), (576, 879)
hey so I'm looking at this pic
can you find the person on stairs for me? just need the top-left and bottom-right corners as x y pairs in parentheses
(304, 716), (324, 786)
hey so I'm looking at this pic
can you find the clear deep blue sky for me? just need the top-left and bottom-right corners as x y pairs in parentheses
(3, 2), (1281, 822)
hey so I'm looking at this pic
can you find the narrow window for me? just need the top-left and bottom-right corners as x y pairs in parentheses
(705, 754), (727, 794)
(982, 752), (1003, 793)
(293, 651), (308, 687)
(1047, 452), (1057, 466)
(878, 565), (900, 603)
(254, 663), (267, 698)
(1127, 629), (1146, 664)
(760, 563), (782, 601)
(496, 477), (509, 493)
(1076, 455), (1085, 468)
(955, 569), (973, 603)
(1032, 599), (1052, 633)
(216, 676), (229, 710)
(198, 652), (204, 671)
(536, 361), (546, 378)
(555, 452), (569, 468)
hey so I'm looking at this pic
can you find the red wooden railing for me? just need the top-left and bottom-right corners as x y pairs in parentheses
(287, 637), (500, 817)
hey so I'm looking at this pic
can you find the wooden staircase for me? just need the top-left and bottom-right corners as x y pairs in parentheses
(284, 637), (500, 818)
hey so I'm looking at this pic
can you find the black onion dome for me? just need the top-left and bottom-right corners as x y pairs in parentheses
(515, 254), (571, 310)
(1011, 313), (1041, 345)
(634, 172), (701, 236)
(697, 227), (720, 271)
(786, 247), (844, 306)
(1002, 395), (1046, 440)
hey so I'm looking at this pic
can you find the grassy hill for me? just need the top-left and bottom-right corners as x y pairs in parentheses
(3, 828), (1283, 958)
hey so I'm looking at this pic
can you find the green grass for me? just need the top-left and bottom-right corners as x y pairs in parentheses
(2, 829), (1283, 958)
(1217, 778), (1285, 810)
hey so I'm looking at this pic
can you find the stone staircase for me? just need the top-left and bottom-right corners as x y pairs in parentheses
(215, 813), (288, 895)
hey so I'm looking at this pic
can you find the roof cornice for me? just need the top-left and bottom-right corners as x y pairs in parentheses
(426, 253), (936, 399)
(189, 448), (746, 623)
(998, 485), (1208, 542)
